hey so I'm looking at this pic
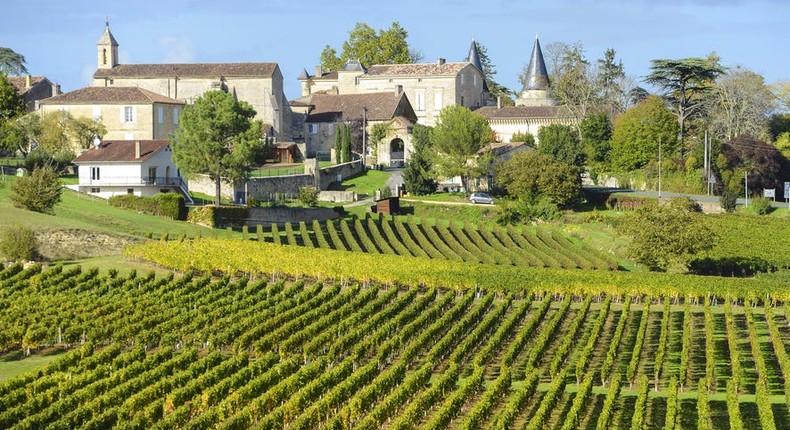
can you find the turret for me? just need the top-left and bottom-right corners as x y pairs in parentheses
(97, 20), (119, 70)
(516, 36), (556, 107)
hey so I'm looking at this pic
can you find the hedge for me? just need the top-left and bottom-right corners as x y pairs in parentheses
(187, 205), (249, 228)
(109, 193), (187, 220)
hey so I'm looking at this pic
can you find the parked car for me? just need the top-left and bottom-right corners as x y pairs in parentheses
(469, 192), (494, 204)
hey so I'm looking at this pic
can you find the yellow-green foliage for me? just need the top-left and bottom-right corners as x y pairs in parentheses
(125, 239), (788, 299)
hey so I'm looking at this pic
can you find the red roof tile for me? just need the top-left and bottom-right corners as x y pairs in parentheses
(94, 63), (278, 79)
(39, 86), (184, 105)
(74, 140), (169, 163)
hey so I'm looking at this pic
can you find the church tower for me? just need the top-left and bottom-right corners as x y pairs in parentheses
(97, 20), (119, 70)
(516, 36), (556, 107)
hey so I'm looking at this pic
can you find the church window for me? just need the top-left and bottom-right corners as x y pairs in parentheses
(473, 75), (478, 86)
(102, 49), (107, 65)
(461, 74), (465, 85)
(415, 91), (425, 111)
(158, 107), (164, 124)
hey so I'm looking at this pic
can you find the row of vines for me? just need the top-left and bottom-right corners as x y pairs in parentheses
(2, 262), (790, 428)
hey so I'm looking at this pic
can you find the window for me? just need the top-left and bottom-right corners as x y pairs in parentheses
(473, 74), (478, 86)
(461, 96), (465, 107)
(122, 106), (136, 123)
(127, 188), (134, 195)
(415, 91), (425, 111)
(434, 92), (443, 111)
(158, 107), (163, 124)
(90, 167), (100, 180)
(173, 107), (180, 125)
(90, 187), (100, 193)
(310, 124), (318, 134)
(460, 74), (465, 85)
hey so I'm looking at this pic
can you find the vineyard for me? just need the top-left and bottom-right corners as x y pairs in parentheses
(2, 261), (790, 429)
(261, 217), (619, 270)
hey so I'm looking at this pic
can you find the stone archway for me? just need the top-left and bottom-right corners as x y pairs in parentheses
(389, 138), (405, 167)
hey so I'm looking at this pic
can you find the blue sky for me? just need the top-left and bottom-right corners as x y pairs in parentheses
(2, 0), (788, 100)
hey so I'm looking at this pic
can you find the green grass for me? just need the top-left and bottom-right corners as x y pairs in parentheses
(402, 192), (470, 203)
(328, 169), (392, 198)
(0, 350), (65, 383)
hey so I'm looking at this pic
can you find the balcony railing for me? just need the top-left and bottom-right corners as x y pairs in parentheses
(83, 176), (187, 188)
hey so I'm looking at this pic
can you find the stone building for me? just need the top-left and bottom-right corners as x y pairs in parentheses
(39, 86), (184, 148)
(295, 91), (417, 165)
(475, 37), (576, 143)
(91, 22), (292, 139)
(8, 75), (61, 111)
(297, 41), (490, 126)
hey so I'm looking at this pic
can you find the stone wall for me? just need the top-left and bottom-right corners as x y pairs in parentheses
(246, 174), (314, 200)
(318, 160), (363, 189)
(318, 190), (356, 203)
(245, 206), (341, 227)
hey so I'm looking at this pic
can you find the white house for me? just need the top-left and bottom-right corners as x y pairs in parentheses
(72, 139), (191, 201)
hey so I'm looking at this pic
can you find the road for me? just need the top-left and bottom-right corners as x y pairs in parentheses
(599, 187), (790, 209)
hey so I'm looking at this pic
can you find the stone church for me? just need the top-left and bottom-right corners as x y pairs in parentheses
(91, 22), (293, 139)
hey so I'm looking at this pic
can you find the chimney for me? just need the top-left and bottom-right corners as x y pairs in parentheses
(24, 75), (31, 88)
(497, 96), (502, 109)
(135, 140), (141, 159)
(437, 58), (446, 65)
(314, 65), (323, 76)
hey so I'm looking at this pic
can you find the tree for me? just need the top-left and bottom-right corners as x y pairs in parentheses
(549, 42), (599, 122)
(579, 112), (612, 164)
(171, 90), (263, 206)
(708, 67), (774, 142)
(597, 48), (626, 113)
(0, 112), (40, 156)
(716, 135), (790, 193)
(618, 198), (716, 271)
(475, 41), (512, 105)
(0, 74), (25, 121)
(609, 95), (679, 171)
(429, 106), (492, 191)
(10, 166), (63, 214)
(320, 22), (421, 71)
(0, 48), (28, 75)
(334, 123), (342, 163)
(537, 124), (584, 168)
(69, 116), (107, 151)
(341, 123), (351, 163)
(645, 55), (725, 148)
(402, 124), (437, 195)
(771, 80), (790, 113)
(496, 150), (581, 207)
(510, 131), (535, 147)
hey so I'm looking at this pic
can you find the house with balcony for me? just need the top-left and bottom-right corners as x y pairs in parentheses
(72, 139), (191, 202)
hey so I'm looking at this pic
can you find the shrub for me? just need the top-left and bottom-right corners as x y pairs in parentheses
(720, 188), (739, 213)
(748, 197), (773, 215)
(0, 225), (39, 261)
(187, 205), (248, 228)
(380, 186), (393, 199)
(109, 193), (186, 220)
(495, 195), (561, 225)
(298, 187), (319, 207)
(605, 194), (656, 211)
(10, 166), (63, 214)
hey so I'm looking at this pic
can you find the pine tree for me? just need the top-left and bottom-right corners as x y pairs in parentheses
(341, 123), (351, 163)
(334, 123), (343, 164)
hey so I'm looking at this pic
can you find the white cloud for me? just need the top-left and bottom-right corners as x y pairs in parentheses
(158, 36), (196, 63)
(80, 63), (96, 87)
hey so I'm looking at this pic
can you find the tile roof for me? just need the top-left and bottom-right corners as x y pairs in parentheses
(312, 71), (339, 81)
(306, 92), (412, 123)
(39, 86), (184, 105)
(94, 62), (278, 79)
(474, 105), (573, 119)
(7, 76), (47, 94)
(365, 62), (469, 76)
(74, 140), (169, 163)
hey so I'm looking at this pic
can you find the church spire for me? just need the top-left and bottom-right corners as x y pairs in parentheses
(524, 36), (550, 91)
(97, 20), (119, 69)
(467, 39), (483, 72)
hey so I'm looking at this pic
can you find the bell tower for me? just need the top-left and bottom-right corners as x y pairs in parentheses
(97, 19), (119, 70)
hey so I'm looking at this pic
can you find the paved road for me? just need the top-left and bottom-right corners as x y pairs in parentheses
(594, 187), (790, 209)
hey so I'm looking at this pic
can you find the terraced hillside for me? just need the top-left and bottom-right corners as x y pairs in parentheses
(1, 262), (789, 429)
(266, 217), (619, 270)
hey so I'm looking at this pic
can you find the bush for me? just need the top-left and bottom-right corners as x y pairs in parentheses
(10, 166), (63, 214)
(108, 193), (187, 220)
(495, 195), (561, 225)
(720, 188), (739, 213)
(298, 187), (319, 207)
(748, 197), (773, 215)
(605, 194), (657, 211)
(187, 205), (249, 228)
(0, 225), (39, 261)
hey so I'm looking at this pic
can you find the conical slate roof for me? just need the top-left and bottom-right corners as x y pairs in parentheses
(524, 37), (549, 91)
(467, 39), (489, 92)
(297, 68), (310, 80)
(467, 40), (483, 72)
(98, 21), (118, 47)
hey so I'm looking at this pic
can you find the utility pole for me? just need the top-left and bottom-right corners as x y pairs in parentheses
(362, 107), (367, 168)
(658, 136), (662, 198)
(745, 171), (748, 207)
